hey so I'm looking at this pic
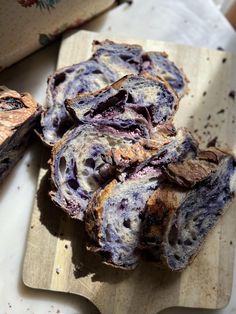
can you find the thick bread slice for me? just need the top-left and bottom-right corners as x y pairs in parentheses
(140, 148), (236, 271)
(42, 41), (144, 146)
(41, 40), (188, 145)
(141, 51), (188, 98)
(50, 123), (173, 220)
(42, 60), (114, 146)
(85, 128), (198, 269)
(66, 74), (179, 131)
(0, 86), (39, 183)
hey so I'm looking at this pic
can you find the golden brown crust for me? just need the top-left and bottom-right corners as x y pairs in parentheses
(0, 86), (38, 145)
(164, 159), (218, 188)
(85, 179), (118, 246)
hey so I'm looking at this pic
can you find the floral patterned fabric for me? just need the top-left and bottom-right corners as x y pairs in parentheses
(0, 0), (115, 71)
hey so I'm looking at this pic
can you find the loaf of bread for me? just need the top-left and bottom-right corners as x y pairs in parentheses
(0, 86), (39, 183)
(42, 40), (187, 145)
(140, 148), (236, 271)
(46, 39), (235, 272)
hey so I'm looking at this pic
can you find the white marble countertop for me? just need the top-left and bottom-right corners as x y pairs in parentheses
(1, 0), (236, 313)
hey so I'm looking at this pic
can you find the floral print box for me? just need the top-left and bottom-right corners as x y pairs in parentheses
(0, 0), (115, 71)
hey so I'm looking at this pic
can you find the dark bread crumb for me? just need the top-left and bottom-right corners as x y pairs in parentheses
(217, 109), (225, 114)
(207, 115), (211, 120)
(229, 90), (235, 100)
(217, 47), (224, 51)
(194, 129), (198, 133)
(207, 137), (218, 148)
(222, 58), (227, 63)
(65, 244), (68, 249)
(230, 241), (233, 245)
(203, 91), (207, 96)
(189, 115), (194, 119)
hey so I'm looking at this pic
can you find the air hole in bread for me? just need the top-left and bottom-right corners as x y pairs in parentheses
(174, 254), (180, 261)
(67, 179), (79, 190)
(84, 158), (95, 169)
(2, 158), (10, 164)
(123, 218), (131, 228)
(184, 239), (193, 246)
(168, 224), (178, 246)
(59, 157), (66, 177)
(54, 72), (66, 88)
(0, 97), (25, 111)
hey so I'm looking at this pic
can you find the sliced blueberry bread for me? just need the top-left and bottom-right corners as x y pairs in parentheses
(0, 86), (39, 183)
(140, 148), (236, 271)
(50, 123), (183, 220)
(84, 128), (198, 269)
(66, 74), (179, 131)
(42, 40), (187, 145)
(42, 60), (115, 146)
(50, 124), (160, 220)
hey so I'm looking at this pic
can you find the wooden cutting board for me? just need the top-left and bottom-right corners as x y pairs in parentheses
(23, 30), (236, 314)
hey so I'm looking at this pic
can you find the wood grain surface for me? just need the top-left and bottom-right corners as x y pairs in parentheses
(23, 30), (236, 314)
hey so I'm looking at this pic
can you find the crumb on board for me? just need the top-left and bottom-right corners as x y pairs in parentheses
(230, 241), (233, 245)
(30, 225), (34, 229)
(189, 115), (194, 119)
(222, 58), (227, 63)
(56, 266), (62, 274)
(65, 244), (68, 249)
(194, 129), (198, 133)
(206, 57), (210, 61)
(207, 136), (218, 148)
(217, 46), (224, 51)
(228, 90), (235, 100)
(207, 115), (211, 120)
(203, 91), (207, 96)
(17, 186), (20, 190)
(26, 163), (30, 168)
(56, 310), (60, 314)
(8, 303), (12, 308)
(217, 109), (225, 114)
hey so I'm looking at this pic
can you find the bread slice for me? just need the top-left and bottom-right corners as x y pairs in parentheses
(42, 60), (115, 146)
(141, 51), (188, 98)
(140, 148), (236, 271)
(42, 40), (188, 145)
(50, 123), (173, 220)
(66, 74), (179, 132)
(0, 86), (39, 183)
(85, 128), (198, 269)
